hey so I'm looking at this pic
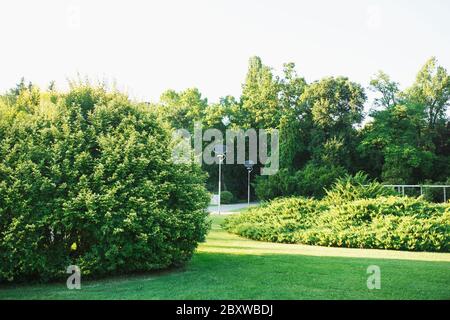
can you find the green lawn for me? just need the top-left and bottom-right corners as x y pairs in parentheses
(0, 214), (449, 300)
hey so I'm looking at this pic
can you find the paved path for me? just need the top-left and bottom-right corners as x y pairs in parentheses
(207, 202), (259, 214)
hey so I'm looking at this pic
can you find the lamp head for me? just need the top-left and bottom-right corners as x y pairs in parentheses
(244, 160), (254, 171)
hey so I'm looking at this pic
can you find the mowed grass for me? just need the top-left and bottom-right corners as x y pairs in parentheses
(0, 214), (449, 300)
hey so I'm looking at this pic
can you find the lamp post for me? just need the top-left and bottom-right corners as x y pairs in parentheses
(214, 145), (226, 214)
(244, 160), (254, 206)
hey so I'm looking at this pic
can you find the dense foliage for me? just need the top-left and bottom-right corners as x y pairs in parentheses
(223, 177), (450, 252)
(149, 56), (449, 201)
(0, 83), (210, 282)
(255, 164), (347, 200)
(323, 172), (397, 205)
(1, 54), (449, 279)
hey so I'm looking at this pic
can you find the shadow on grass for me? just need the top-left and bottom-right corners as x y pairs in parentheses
(1, 251), (449, 300)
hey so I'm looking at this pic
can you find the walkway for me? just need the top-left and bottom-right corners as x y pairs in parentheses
(207, 202), (259, 214)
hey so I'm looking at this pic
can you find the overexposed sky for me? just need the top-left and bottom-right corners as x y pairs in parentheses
(1, 0), (449, 103)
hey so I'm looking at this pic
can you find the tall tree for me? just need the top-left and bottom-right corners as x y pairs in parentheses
(237, 56), (280, 129)
(370, 71), (400, 109)
(359, 103), (435, 183)
(278, 62), (309, 169)
(301, 77), (366, 169)
(156, 88), (208, 131)
(359, 58), (450, 183)
(302, 77), (366, 130)
(407, 57), (450, 129)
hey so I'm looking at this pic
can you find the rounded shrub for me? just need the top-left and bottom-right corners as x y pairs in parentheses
(220, 191), (234, 204)
(0, 85), (210, 282)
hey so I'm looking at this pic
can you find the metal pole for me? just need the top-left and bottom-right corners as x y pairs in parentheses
(247, 170), (250, 206)
(444, 187), (447, 203)
(218, 157), (222, 215)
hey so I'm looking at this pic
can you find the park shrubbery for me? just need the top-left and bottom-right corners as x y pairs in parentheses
(222, 197), (328, 243)
(255, 164), (348, 201)
(0, 84), (210, 283)
(323, 172), (397, 205)
(223, 176), (450, 252)
(220, 191), (234, 204)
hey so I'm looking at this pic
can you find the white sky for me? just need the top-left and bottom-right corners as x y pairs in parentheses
(1, 0), (449, 104)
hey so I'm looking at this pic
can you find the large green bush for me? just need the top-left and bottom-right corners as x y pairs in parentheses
(224, 179), (450, 252)
(0, 85), (210, 282)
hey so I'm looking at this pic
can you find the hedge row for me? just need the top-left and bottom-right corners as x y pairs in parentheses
(223, 177), (450, 252)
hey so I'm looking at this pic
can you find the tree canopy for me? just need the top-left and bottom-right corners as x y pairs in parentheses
(2, 56), (449, 201)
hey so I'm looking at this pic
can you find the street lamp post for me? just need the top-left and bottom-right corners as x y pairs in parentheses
(244, 160), (254, 206)
(214, 145), (226, 215)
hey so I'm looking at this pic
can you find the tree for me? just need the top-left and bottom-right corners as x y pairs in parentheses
(360, 58), (450, 183)
(237, 56), (280, 129)
(301, 77), (366, 170)
(407, 57), (450, 129)
(303, 77), (366, 130)
(370, 71), (399, 109)
(278, 62), (309, 169)
(156, 88), (208, 132)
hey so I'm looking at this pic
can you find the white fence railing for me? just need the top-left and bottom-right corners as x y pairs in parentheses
(379, 185), (449, 202)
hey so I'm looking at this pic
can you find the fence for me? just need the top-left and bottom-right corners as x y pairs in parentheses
(379, 185), (449, 202)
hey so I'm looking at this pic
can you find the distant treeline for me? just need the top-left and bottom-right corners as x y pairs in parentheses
(1, 56), (449, 200)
